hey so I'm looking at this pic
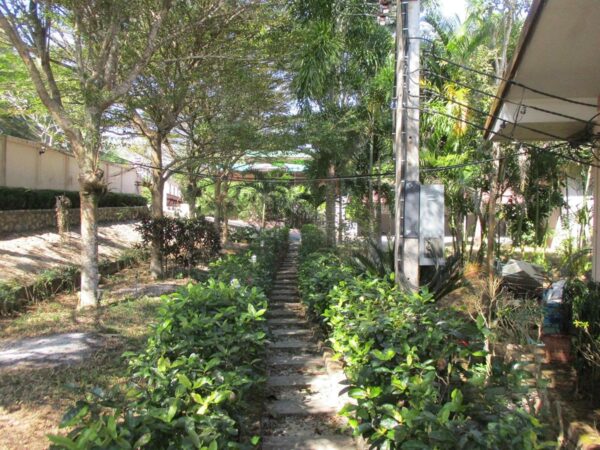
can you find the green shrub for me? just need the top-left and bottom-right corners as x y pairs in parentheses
(229, 226), (258, 243)
(298, 241), (552, 449)
(49, 227), (289, 449)
(298, 251), (356, 321)
(50, 281), (268, 449)
(209, 227), (288, 294)
(0, 186), (146, 210)
(299, 224), (327, 261)
(563, 280), (600, 398)
(136, 217), (221, 271)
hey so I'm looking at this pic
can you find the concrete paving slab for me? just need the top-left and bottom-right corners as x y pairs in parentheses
(262, 435), (355, 450)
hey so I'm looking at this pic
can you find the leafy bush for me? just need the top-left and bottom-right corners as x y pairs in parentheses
(50, 228), (289, 449)
(209, 227), (288, 293)
(228, 226), (259, 243)
(0, 186), (146, 210)
(563, 280), (600, 397)
(299, 224), (327, 261)
(136, 217), (221, 271)
(299, 243), (552, 449)
(298, 251), (356, 322)
(50, 281), (268, 449)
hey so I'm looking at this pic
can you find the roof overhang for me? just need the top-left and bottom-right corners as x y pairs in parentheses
(484, 0), (600, 142)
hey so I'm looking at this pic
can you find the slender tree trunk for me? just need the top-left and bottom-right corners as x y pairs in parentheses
(214, 176), (228, 244)
(185, 179), (199, 218)
(325, 163), (336, 246)
(150, 134), (164, 279)
(376, 153), (383, 239)
(338, 180), (343, 243)
(261, 200), (266, 229)
(78, 187), (100, 308)
(77, 123), (103, 309)
(368, 130), (375, 238)
(222, 181), (229, 244)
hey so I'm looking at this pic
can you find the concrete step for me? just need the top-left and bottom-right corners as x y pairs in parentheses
(267, 374), (330, 388)
(267, 397), (338, 417)
(269, 318), (307, 326)
(270, 302), (303, 310)
(271, 288), (298, 294)
(268, 353), (324, 369)
(262, 435), (355, 450)
(271, 296), (300, 303)
(272, 285), (298, 291)
(272, 328), (311, 338)
(268, 309), (302, 319)
(268, 339), (318, 351)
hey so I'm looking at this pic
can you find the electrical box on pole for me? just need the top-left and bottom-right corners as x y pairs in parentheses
(419, 184), (445, 266)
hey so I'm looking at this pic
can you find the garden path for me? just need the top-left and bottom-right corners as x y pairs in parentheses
(261, 238), (355, 449)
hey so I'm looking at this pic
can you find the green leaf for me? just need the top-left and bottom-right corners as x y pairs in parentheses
(60, 401), (89, 428)
(348, 387), (368, 399)
(133, 433), (152, 448)
(177, 373), (192, 389)
(372, 348), (396, 361)
(250, 435), (260, 445)
(107, 415), (118, 440)
(208, 440), (218, 450)
(157, 356), (170, 373)
(166, 400), (178, 423)
(47, 434), (78, 450)
(213, 390), (233, 404)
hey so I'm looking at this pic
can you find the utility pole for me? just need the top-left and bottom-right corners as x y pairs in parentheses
(593, 96), (600, 282)
(394, 0), (420, 289)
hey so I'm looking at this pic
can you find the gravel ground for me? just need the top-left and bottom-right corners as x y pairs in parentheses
(0, 221), (142, 284)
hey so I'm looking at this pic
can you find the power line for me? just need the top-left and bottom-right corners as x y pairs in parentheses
(419, 69), (596, 127)
(421, 48), (597, 108)
(417, 87), (568, 141)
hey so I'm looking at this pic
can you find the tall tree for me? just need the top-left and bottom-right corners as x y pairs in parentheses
(0, 0), (171, 307)
(290, 0), (392, 245)
(126, 0), (263, 277)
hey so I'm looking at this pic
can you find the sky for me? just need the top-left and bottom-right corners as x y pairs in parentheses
(440, 0), (467, 22)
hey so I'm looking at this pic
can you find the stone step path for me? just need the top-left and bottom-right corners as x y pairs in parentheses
(262, 238), (355, 450)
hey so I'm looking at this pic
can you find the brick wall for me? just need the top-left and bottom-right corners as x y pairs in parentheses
(0, 206), (149, 236)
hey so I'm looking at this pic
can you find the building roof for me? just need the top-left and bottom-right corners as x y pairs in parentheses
(484, 0), (600, 142)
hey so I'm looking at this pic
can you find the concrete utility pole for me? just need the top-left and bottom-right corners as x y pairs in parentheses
(394, 0), (421, 289)
(592, 96), (600, 281)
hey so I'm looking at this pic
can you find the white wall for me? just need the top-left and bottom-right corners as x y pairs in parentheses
(0, 135), (141, 194)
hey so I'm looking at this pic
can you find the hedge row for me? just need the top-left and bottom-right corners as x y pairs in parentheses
(49, 228), (289, 449)
(0, 186), (147, 210)
(298, 227), (553, 449)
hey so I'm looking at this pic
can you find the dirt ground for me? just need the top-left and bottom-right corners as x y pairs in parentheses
(0, 222), (142, 284)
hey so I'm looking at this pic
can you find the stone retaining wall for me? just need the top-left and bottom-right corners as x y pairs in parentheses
(0, 206), (149, 235)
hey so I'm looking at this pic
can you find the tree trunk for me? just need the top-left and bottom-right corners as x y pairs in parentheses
(337, 180), (343, 243)
(150, 134), (164, 279)
(78, 187), (100, 308)
(325, 163), (336, 246)
(261, 200), (266, 229)
(185, 179), (199, 218)
(76, 121), (103, 309)
(376, 154), (383, 240)
(222, 181), (229, 244)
